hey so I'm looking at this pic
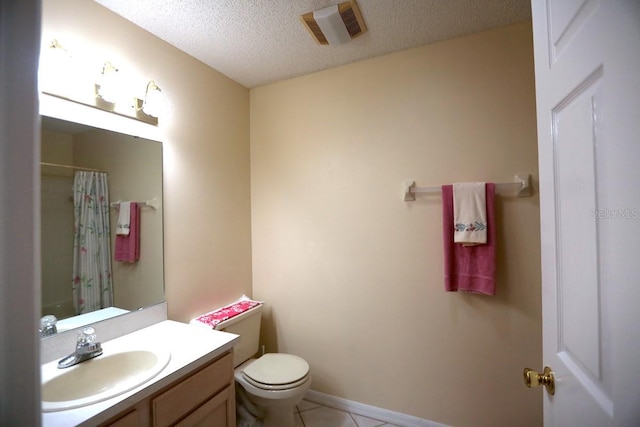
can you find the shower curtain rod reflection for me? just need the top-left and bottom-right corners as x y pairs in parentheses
(40, 162), (107, 173)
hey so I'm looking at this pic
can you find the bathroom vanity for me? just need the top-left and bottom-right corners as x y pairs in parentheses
(42, 320), (239, 427)
(102, 350), (234, 426)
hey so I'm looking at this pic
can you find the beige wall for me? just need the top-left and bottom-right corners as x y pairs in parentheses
(42, 0), (252, 321)
(41, 130), (73, 173)
(250, 22), (542, 427)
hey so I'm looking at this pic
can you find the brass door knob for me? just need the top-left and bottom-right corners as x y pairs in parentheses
(523, 366), (555, 395)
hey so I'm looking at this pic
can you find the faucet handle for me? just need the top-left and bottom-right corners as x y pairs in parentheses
(77, 327), (97, 345)
(39, 315), (58, 337)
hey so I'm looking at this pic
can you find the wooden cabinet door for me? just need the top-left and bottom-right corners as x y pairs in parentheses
(106, 409), (141, 427)
(152, 352), (233, 427)
(99, 351), (236, 427)
(175, 384), (235, 427)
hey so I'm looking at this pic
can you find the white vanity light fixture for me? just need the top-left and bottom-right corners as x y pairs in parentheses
(140, 80), (164, 118)
(40, 39), (75, 96)
(96, 61), (122, 103)
(41, 38), (162, 126)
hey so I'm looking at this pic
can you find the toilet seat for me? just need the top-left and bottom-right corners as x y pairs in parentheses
(242, 353), (309, 391)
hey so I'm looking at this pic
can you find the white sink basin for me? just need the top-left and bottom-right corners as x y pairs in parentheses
(42, 348), (170, 412)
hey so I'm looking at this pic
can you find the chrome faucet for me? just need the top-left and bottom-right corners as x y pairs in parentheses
(57, 327), (103, 369)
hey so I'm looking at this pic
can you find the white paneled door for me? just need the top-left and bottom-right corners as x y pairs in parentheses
(531, 1), (640, 425)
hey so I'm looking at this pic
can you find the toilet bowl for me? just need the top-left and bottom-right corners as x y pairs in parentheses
(191, 298), (311, 427)
(235, 353), (311, 427)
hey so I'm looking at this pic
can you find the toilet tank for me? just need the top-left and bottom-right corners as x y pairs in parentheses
(215, 303), (263, 367)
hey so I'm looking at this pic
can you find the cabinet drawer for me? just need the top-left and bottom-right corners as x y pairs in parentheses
(152, 352), (234, 427)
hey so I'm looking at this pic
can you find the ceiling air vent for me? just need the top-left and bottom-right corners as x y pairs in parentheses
(301, 0), (367, 45)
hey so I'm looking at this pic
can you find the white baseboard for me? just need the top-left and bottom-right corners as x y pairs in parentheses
(303, 390), (450, 427)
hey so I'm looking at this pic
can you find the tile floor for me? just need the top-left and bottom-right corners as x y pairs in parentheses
(295, 400), (400, 427)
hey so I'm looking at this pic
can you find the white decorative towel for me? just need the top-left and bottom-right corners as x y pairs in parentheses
(453, 182), (487, 246)
(116, 202), (131, 236)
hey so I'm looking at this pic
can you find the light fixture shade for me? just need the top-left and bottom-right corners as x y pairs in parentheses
(301, 0), (367, 45)
(313, 5), (351, 45)
(40, 40), (75, 95)
(96, 62), (121, 103)
(142, 81), (164, 118)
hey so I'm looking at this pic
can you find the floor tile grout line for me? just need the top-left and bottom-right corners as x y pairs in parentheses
(349, 409), (389, 427)
(296, 404), (307, 427)
(348, 411), (359, 426)
(296, 400), (389, 427)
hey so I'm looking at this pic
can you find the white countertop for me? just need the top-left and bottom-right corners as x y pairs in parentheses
(42, 320), (238, 427)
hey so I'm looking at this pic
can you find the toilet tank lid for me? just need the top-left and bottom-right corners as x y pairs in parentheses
(190, 296), (262, 330)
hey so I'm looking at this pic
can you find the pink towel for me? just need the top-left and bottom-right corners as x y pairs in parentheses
(114, 202), (140, 263)
(442, 183), (496, 295)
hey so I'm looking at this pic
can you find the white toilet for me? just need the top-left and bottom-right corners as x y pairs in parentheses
(213, 303), (311, 427)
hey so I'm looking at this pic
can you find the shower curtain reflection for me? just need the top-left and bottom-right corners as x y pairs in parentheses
(72, 171), (113, 314)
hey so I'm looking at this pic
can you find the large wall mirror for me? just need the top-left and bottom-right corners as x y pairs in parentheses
(40, 111), (164, 336)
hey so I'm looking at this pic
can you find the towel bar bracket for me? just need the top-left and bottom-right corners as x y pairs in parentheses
(403, 180), (416, 202)
(514, 174), (532, 198)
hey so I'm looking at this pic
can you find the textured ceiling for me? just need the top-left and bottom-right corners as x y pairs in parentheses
(94, 0), (532, 88)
